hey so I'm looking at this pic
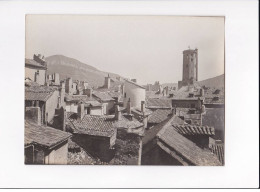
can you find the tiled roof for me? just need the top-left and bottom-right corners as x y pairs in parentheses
(25, 59), (47, 69)
(209, 141), (224, 165)
(146, 98), (172, 109)
(142, 115), (176, 146)
(131, 107), (153, 117)
(97, 80), (124, 92)
(148, 109), (173, 124)
(67, 113), (143, 137)
(171, 85), (203, 100)
(172, 124), (215, 136)
(25, 85), (57, 102)
(113, 114), (143, 129)
(67, 113), (116, 137)
(107, 91), (121, 98)
(25, 120), (71, 148)
(157, 125), (221, 166)
(204, 88), (225, 104)
(65, 95), (101, 106)
(170, 115), (185, 125)
(93, 91), (115, 101)
(125, 79), (145, 89)
(184, 113), (201, 120)
(25, 91), (55, 102)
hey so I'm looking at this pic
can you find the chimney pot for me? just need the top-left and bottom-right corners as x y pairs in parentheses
(141, 101), (145, 113)
(127, 98), (131, 114)
(78, 102), (85, 120)
(115, 104), (122, 120)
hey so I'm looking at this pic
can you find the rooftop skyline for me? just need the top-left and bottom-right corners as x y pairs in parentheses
(26, 15), (224, 85)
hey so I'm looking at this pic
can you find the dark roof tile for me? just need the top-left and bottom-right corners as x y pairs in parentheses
(25, 120), (71, 148)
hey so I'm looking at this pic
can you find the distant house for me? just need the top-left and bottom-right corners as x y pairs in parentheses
(123, 79), (146, 109)
(67, 112), (117, 162)
(66, 102), (144, 164)
(24, 120), (72, 164)
(25, 54), (47, 85)
(47, 73), (60, 86)
(65, 94), (103, 115)
(92, 91), (115, 115)
(25, 84), (60, 124)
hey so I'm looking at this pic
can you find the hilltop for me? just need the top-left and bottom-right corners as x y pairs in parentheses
(45, 55), (121, 87)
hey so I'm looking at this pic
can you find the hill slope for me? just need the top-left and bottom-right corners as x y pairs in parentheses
(45, 55), (120, 87)
(197, 74), (224, 88)
(162, 74), (224, 89)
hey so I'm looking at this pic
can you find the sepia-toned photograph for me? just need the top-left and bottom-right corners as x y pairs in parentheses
(24, 15), (225, 166)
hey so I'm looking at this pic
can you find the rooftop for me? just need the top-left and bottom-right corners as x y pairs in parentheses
(131, 107), (153, 117)
(25, 59), (47, 69)
(125, 79), (145, 89)
(148, 109), (173, 124)
(146, 98), (172, 109)
(172, 124), (215, 136)
(65, 94), (102, 106)
(67, 113), (116, 137)
(204, 87), (225, 104)
(67, 113), (143, 137)
(93, 91), (115, 101)
(25, 85), (58, 102)
(25, 120), (72, 148)
(157, 124), (221, 166)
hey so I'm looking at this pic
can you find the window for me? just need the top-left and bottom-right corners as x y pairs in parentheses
(124, 93), (126, 98)
(191, 104), (195, 108)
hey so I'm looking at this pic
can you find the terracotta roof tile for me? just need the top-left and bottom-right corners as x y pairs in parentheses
(65, 95), (101, 107)
(148, 109), (173, 124)
(25, 85), (57, 102)
(146, 98), (172, 109)
(157, 125), (221, 166)
(172, 124), (215, 136)
(25, 120), (71, 148)
(67, 113), (116, 137)
(93, 91), (115, 101)
(209, 140), (225, 165)
(67, 113), (143, 137)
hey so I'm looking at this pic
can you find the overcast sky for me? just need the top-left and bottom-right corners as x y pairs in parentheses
(26, 15), (224, 85)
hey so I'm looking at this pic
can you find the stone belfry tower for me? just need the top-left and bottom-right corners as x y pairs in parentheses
(178, 48), (198, 89)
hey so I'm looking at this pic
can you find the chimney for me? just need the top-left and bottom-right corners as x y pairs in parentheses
(121, 85), (125, 95)
(78, 102), (85, 120)
(131, 79), (137, 83)
(127, 98), (131, 114)
(83, 88), (92, 98)
(115, 104), (122, 120)
(200, 88), (204, 97)
(159, 85), (163, 94)
(166, 86), (169, 96)
(201, 104), (205, 113)
(141, 101), (145, 113)
(61, 107), (67, 131)
(105, 74), (111, 89)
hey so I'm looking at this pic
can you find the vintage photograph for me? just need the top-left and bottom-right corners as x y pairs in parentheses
(24, 15), (225, 165)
